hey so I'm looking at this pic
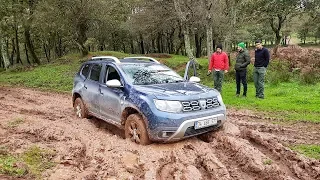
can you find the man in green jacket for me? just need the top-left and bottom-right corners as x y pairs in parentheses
(235, 42), (250, 97)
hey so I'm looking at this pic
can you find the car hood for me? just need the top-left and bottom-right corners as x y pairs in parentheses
(133, 82), (219, 100)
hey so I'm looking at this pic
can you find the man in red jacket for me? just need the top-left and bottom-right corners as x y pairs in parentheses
(208, 44), (229, 92)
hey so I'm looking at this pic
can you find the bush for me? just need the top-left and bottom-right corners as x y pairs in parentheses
(300, 67), (320, 85)
(266, 60), (292, 85)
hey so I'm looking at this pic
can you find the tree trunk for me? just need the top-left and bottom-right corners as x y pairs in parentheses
(173, 0), (195, 60)
(76, 21), (88, 56)
(130, 39), (134, 54)
(151, 39), (156, 53)
(157, 33), (161, 53)
(273, 30), (281, 55)
(206, 25), (213, 61)
(10, 38), (15, 65)
(122, 43), (126, 53)
(195, 31), (202, 58)
(139, 34), (145, 54)
(0, 37), (10, 69)
(168, 29), (175, 54)
(14, 24), (22, 64)
(43, 43), (50, 62)
(24, 43), (31, 65)
(183, 27), (194, 60)
(24, 25), (40, 65)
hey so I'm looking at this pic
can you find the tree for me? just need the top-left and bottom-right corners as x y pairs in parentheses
(248, 0), (303, 55)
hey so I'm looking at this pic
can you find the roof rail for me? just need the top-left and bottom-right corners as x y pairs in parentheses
(123, 57), (160, 64)
(91, 56), (121, 63)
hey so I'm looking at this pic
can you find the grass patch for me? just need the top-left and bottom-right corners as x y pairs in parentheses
(0, 146), (56, 178)
(0, 155), (27, 177)
(0, 51), (320, 122)
(291, 145), (320, 160)
(21, 146), (56, 177)
(6, 118), (25, 128)
(263, 159), (273, 165)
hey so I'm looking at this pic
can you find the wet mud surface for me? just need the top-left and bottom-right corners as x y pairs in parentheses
(0, 86), (319, 179)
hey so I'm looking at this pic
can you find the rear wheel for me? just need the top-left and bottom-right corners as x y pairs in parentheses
(74, 98), (88, 119)
(125, 114), (150, 145)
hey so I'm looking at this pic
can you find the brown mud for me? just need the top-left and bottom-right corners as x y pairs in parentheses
(0, 86), (319, 179)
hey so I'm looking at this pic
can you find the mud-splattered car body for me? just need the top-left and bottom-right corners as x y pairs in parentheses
(72, 56), (226, 144)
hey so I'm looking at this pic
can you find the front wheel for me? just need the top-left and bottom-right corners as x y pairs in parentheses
(125, 114), (150, 145)
(74, 98), (88, 119)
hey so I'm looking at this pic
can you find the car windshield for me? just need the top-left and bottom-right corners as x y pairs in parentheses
(120, 64), (184, 85)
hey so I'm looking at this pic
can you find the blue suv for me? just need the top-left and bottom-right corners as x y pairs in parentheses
(72, 56), (226, 145)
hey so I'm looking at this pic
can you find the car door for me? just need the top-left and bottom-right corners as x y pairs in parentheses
(82, 63), (103, 115)
(98, 65), (124, 123)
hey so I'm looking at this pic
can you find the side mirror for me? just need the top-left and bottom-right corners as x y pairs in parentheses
(106, 79), (122, 88)
(189, 76), (200, 83)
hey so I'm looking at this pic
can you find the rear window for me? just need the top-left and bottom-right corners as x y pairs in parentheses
(89, 64), (102, 82)
(81, 64), (90, 78)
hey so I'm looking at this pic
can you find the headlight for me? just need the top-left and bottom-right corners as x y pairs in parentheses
(154, 99), (182, 113)
(217, 93), (224, 104)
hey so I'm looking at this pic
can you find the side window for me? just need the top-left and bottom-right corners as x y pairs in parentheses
(81, 64), (90, 78)
(105, 66), (121, 83)
(89, 64), (102, 82)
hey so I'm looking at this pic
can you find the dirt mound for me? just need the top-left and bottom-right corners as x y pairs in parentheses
(0, 86), (319, 179)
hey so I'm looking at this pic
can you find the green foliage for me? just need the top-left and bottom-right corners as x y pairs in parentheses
(291, 145), (320, 159)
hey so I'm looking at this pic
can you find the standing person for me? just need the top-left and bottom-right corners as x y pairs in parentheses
(254, 40), (270, 99)
(208, 44), (229, 92)
(235, 42), (250, 97)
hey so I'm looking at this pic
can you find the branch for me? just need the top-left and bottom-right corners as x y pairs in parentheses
(269, 18), (277, 33)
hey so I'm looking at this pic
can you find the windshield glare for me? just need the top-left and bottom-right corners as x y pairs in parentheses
(120, 64), (184, 85)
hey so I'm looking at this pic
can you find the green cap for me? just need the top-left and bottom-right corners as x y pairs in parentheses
(237, 42), (246, 49)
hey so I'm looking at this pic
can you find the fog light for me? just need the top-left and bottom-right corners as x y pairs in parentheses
(161, 131), (174, 138)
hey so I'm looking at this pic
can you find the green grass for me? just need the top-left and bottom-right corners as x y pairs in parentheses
(291, 145), (320, 160)
(0, 51), (320, 122)
(0, 146), (55, 178)
(0, 155), (27, 177)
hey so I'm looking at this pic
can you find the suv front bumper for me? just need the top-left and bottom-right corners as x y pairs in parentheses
(166, 113), (225, 141)
(149, 112), (226, 142)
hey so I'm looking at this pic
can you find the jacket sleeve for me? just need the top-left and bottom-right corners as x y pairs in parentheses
(240, 51), (250, 68)
(264, 49), (270, 68)
(224, 53), (229, 70)
(208, 54), (214, 70)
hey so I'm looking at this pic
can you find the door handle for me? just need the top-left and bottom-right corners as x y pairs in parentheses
(84, 85), (87, 89)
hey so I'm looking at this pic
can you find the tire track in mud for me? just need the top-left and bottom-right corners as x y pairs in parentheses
(0, 86), (319, 180)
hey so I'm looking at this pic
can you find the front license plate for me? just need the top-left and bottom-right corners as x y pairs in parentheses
(194, 117), (218, 129)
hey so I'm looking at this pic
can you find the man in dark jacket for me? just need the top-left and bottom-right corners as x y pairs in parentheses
(254, 40), (270, 99)
(235, 42), (250, 97)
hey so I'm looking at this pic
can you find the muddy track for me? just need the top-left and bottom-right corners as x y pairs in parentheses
(0, 86), (319, 180)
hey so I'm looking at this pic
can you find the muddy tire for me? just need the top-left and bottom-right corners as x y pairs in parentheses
(125, 114), (151, 145)
(74, 98), (88, 119)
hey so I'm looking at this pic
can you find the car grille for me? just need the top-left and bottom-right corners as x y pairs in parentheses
(181, 97), (220, 112)
(184, 120), (221, 137)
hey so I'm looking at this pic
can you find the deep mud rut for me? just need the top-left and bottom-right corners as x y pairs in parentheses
(0, 86), (319, 180)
